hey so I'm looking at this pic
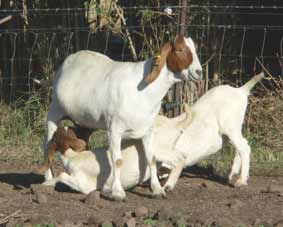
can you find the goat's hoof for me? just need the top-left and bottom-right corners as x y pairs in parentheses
(228, 174), (235, 182)
(44, 169), (54, 181)
(42, 180), (56, 186)
(151, 188), (167, 199)
(151, 192), (167, 199)
(111, 190), (126, 201)
(228, 175), (237, 186)
(234, 178), (248, 187)
(164, 184), (174, 193)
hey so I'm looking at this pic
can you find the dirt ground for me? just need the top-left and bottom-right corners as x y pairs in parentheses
(1, 160), (283, 227)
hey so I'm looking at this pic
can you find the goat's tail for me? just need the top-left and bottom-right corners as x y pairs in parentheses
(241, 72), (264, 94)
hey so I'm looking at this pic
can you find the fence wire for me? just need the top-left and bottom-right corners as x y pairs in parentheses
(0, 2), (283, 174)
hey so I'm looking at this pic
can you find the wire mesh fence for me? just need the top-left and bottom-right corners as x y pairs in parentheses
(0, 2), (282, 101)
(0, 1), (283, 174)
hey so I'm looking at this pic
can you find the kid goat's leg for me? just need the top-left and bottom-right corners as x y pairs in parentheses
(229, 132), (251, 187)
(229, 152), (242, 181)
(163, 161), (184, 192)
(142, 129), (166, 197)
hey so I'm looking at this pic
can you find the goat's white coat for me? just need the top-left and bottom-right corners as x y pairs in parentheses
(44, 74), (263, 194)
(44, 37), (202, 200)
(164, 73), (264, 190)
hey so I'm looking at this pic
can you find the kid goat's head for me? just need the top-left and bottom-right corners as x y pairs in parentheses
(146, 34), (203, 84)
(36, 126), (90, 174)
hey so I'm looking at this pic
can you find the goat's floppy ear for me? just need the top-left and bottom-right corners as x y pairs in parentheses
(36, 142), (57, 174)
(68, 138), (87, 152)
(146, 42), (172, 84)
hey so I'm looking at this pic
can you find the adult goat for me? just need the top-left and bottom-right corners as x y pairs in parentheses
(43, 34), (202, 200)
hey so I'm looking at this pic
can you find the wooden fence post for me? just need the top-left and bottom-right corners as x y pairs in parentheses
(179, 0), (188, 35)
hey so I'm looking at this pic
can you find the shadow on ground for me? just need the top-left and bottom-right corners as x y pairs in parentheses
(0, 172), (44, 188)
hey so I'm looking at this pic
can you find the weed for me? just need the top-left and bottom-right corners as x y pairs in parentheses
(101, 223), (113, 227)
(35, 224), (55, 227)
(143, 217), (157, 226)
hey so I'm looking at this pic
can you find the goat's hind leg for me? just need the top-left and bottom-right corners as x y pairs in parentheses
(228, 152), (241, 182)
(43, 102), (64, 181)
(163, 161), (184, 192)
(229, 133), (251, 187)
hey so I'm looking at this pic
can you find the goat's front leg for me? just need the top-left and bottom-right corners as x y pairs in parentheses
(108, 128), (125, 200)
(142, 130), (166, 198)
(163, 161), (184, 192)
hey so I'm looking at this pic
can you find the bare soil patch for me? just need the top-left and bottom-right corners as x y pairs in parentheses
(1, 160), (283, 227)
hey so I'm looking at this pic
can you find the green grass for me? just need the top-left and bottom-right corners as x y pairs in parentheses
(143, 217), (157, 226)
(101, 224), (113, 227)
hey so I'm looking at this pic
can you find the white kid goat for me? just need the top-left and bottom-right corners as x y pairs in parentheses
(38, 110), (193, 194)
(43, 34), (203, 200)
(163, 73), (264, 191)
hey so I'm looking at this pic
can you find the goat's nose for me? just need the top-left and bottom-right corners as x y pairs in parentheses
(196, 69), (203, 79)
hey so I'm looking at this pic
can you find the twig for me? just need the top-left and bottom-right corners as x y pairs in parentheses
(113, 2), (137, 61)
(0, 15), (12, 26)
(202, 52), (216, 67)
(255, 57), (273, 78)
(0, 209), (21, 224)
(141, 18), (154, 55)
(255, 57), (283, 96)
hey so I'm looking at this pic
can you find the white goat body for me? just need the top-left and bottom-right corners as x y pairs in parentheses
(44, 35), (202, 200)
(164, 73), (264, 190)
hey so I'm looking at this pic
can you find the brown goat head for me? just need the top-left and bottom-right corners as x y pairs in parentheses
(146, 34), (193, 84)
